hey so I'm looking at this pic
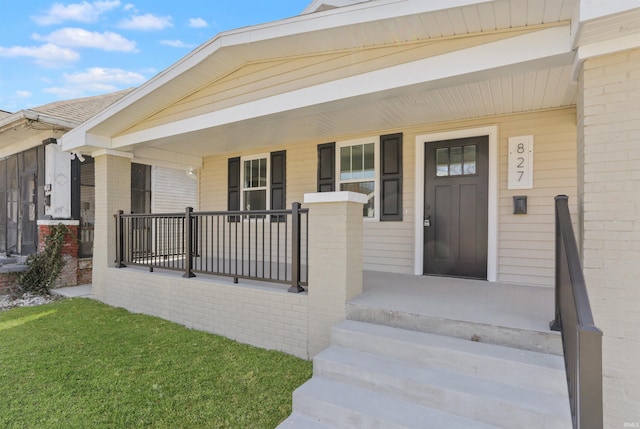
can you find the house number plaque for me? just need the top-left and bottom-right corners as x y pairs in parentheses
(508, 135), (533, 190)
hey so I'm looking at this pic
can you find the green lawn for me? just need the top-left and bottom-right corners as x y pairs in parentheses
(0, 298), (312, 428)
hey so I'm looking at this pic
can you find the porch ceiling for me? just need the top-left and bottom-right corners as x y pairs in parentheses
(62, 0), (578, 161)
(127, 61), (577, 158)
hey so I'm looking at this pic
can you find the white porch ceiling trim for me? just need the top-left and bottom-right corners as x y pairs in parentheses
(111, 25), (571, 150)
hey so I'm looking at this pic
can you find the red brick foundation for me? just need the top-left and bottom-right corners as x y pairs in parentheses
(38, 221), (80, 288)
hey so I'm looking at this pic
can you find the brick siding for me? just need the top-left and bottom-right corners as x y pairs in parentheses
(579, 48), (640, 426)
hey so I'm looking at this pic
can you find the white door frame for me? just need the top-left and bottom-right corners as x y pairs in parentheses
(414, 126), (498, 281)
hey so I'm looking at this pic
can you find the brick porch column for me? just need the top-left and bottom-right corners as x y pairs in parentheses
(37, 220), (79, 287)
(577, 48), (640, 426)
(304, 191), (367, 358)
(92, 150), (132, 298)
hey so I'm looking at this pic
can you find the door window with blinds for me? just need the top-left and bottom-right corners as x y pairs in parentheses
(337, 137), (379, 219)
(435, 145), (477, 177)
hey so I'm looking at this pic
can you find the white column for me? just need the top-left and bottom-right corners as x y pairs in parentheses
(304, 191), (367, 358)
(92, 150), (132, 298)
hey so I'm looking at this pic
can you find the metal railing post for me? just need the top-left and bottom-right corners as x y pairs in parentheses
(115, 210), (126, 268)
(550, 194), (567, 331)
(183, 207), (195, 278)
(288, 202), (304, 293)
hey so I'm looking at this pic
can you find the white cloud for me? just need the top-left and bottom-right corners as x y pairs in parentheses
(15, 91), (32, 99)
(33, 28), (137, 52)
(188, 18), (208, 28)
(123, 3), (135, 11)
(0, 43), (79, 68)
(44, 67), (145, 98)
(160, 40), (192, 49)
(43, 87), (83, 98)
(119, 13), (173, 30)
(33, 1), (121, 25)
(64, 67), (145, 86)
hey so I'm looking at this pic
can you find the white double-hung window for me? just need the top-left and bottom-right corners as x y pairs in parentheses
(241, 154), (269, 211)
(337, 137), (379, 219)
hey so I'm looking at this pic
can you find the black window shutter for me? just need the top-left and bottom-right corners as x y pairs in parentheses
(380, 133), (403, 221)
(270, 151), (286, 209)
(228, 157), (240, 221)
(317, 142), (335, 192)
(270, 150), (286, 222)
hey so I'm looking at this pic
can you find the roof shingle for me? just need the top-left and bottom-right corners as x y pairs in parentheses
(31, 88), (135, 125)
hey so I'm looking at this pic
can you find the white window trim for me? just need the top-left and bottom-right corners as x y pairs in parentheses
(336, 136), (380, 221)
(414, 126), (498, 281)
(240, 153), (270, 212)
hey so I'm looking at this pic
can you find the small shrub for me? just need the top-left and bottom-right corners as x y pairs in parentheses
(17, 223), (72, 296)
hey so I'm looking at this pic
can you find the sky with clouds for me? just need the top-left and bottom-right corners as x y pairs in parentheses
(0, 0), (311, 112)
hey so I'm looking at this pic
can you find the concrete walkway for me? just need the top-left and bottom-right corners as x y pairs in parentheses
(51, 284), (94, 299)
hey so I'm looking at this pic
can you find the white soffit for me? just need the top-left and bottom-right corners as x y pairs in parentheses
(113, 61), (576, 158)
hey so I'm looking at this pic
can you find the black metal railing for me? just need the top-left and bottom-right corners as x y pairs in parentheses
(115, 203), (308, 292)
(550, 195), (603, 429)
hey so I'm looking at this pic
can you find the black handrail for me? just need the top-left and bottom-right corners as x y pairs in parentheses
(550, 195), (603, 429)
(114, 203), (309, 292)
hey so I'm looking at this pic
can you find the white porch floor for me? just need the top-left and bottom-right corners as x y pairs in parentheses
(355, 270), (561, 355)
(360, 270), (555, 332)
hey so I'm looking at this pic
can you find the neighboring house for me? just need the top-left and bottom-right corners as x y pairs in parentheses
(60, 0), (639, 426)
(0, 90), (133, 256)
(0, 90), (197, 287)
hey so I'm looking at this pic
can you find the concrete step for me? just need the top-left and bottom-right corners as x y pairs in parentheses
(289, 376), (502, 429)
(331, 320), (567, 395)
(346, 301), (562, 355)
(314, 345), (571, 429)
